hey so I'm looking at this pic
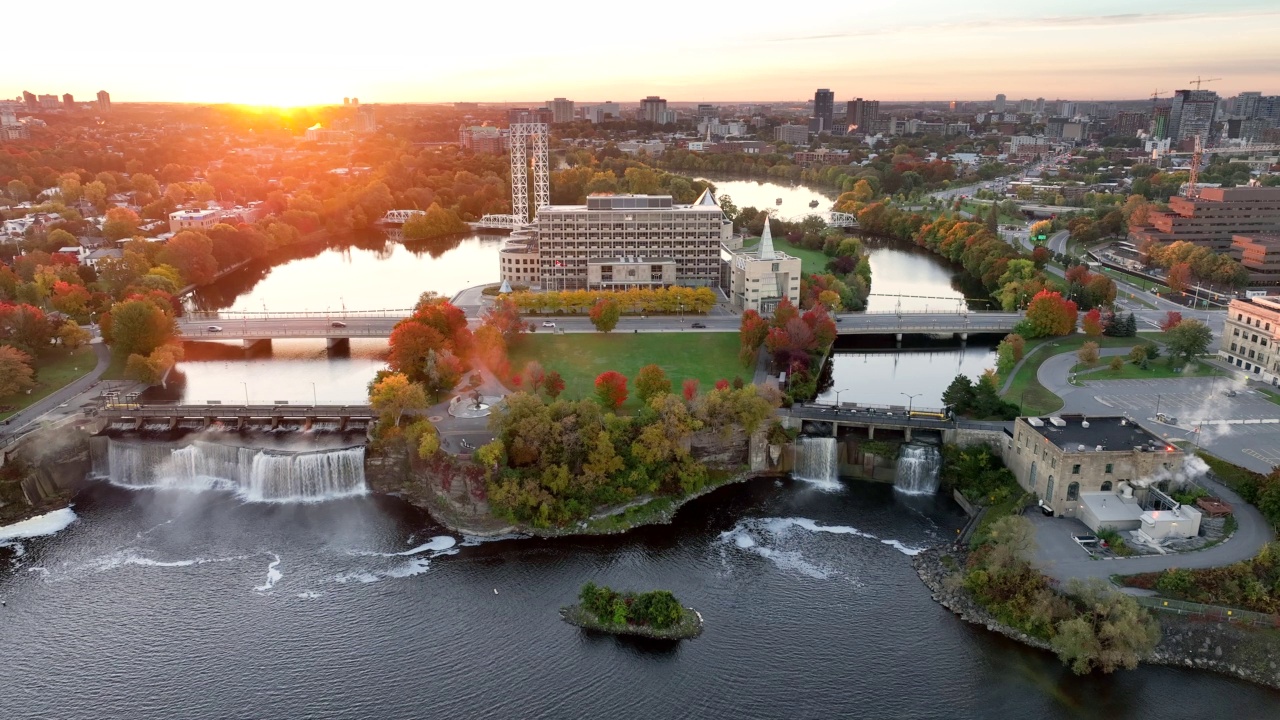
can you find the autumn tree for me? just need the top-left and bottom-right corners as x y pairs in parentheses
(594, 370), (628, 409)
(588, 296), (621, 333)
(402, 203), (468, 240)
(1081, 308), (1103, 336)
(1077, 341), (1100, 366)
(102, 207), (141, 241)
(739, 309), (770, 366)
(1051, 579), (1160, 675)
(1022, 290), (1078, 339)
(1164, 319), (1213, 362)
(57, 319), (91, 350)
(0, 345), (35, 396)
(635, 364), (672, 402)
(523, 360), (545, 392)
(157, 230), (219, 286)
(1159, 311), (1183, 332)
(682, 378), (699, 402)
(1166, 262), (1193, 294)
(543, 370), (565, 399)
(105, 297), (175, 357)
(369, 372), (428, 426)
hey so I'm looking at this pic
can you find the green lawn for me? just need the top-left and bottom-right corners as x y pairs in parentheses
(1097, 266), (1172, 294)
(1000, 333), (1164, 416)
(1071, 358), (1225, 381)
(959, 200), (1023, 226)
(742, 236), (831, 275)
(506, 332), (745, 411)
(0, 346), (97, 421)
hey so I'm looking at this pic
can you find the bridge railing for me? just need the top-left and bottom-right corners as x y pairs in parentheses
(176, 326), (398, 338)
(183, 309), (412, 320)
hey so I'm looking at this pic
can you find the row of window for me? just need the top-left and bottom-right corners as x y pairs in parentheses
(1237, 313), (1275, 331)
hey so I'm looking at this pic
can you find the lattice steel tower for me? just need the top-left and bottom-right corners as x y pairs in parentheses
(509, 122), (550, 223)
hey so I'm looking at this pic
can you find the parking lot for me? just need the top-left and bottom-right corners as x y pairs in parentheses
(1090, 378), (1280, 424)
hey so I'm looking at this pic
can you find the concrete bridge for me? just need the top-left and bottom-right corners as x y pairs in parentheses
(833, 311), (1023, 339)
(783, 403), (1011, 443)
(101, 404), (376, 432)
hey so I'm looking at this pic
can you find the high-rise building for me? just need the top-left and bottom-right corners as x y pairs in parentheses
(1169, 89), (1218, 145)
(62, 93), (74, 109)
(1112, 111), (1148, 137)
(994, 94), (1007, 112)
(813, 89), (834, 133)
(845, 98), (880, 134)
(548, 98), (575, 124)
(356, 105), (376, 133)
(581, 102), (620, 123)
(1018, 98), (1034, 113)
(696, 104), (718, 120)
(97, 90), (111, 111)
(22, 91), (36, 111)
(498, 190), (732, 291)
(1131, 187), (1280, 252)
(1035, 97), (1046, 113)
(1151, 106), (1172, 139)
(1233, 92), (1262, 118)
(773, 124), (809, 145)
(343, 97), (350, 106)
(1058, 101), (1076, 117)
(640, 96), (668, 123)
(38, 94), (58, 109)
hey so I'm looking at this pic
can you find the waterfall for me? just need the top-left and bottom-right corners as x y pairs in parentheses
(794, 437), (841, 491)
(96, 438), (367, 503)
(894, 444), (941, 496)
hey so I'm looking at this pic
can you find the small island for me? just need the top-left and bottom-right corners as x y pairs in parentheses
(561, 582), (703, 640)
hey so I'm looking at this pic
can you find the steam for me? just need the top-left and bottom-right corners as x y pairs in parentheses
(1131, 454), (1211, 491)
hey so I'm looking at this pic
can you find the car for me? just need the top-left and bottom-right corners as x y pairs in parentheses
(542, 321), (556, 328)
(1156, 412), (1178, 425)
(207, 325), (222, 332)
(690, 322), (706, 329)
(330, 321), (347, 328)
(1072, 533), (1099, 547)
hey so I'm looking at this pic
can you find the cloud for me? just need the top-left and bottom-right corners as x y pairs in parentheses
(769, 8), (1280, 43)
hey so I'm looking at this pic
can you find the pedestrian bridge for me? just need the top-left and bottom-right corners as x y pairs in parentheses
(833, 311), (1022, 337)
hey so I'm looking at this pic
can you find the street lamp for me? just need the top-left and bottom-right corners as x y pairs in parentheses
(311, 382), (318, 406)
(241, 382), (249, 405)
(834, 388), (850, 408)
(1155, 394), (1162, 416)
(1019, 388), (1030, 416)
(901, 392), (920, 415)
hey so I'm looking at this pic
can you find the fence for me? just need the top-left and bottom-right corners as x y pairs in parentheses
(1133, 595), (1280, 628)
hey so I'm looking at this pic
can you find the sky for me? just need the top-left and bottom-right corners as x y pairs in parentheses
(8, 0), (1279, 105)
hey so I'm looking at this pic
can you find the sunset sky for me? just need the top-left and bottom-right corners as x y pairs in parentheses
(9, 0), (1278, 106)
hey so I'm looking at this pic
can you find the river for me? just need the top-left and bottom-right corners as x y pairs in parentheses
(3, 476), (1276, 719)
(164, 177), (992, 407)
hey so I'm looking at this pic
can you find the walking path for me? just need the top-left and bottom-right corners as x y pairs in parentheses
(1, 341), (112, 444)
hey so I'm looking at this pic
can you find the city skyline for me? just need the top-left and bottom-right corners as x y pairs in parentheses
(6, 0), (1278, 106)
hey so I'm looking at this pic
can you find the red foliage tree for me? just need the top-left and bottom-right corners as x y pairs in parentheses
(523, 360), (545, 392)
(715, 379), (730, 392)
(1159, 311), (1183, 332)
(1024, 290), (1078, 338)
(1167, 262), (1193, 294)
(682, 378), (699, 402)
(739, 309), (769, 351)
(387, 322), (447, 380)
(1081, 308), (1103, 336)
(594, 371), (628, 409)
(771, 297), (800, 328)
(1031, 246), (1050, 268)
(543, 370), (565, 399)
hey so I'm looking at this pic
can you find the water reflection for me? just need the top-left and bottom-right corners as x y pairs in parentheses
(862, 238), (990, 313)
(694, 175), (834, 220)
(817, 337), (997, 408)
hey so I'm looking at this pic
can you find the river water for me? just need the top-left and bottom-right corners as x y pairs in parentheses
(164, 177), (992, 407)
(4, 477), (1276, 720)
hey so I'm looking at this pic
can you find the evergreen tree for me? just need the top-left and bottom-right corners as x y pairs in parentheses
(1123, 312), (1138, 337)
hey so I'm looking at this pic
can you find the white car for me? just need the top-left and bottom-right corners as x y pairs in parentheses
(207, 325), (222, 332)
(541, 321), (555, 328)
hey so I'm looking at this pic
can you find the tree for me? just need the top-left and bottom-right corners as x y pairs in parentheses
(57, 319), (90, 350)
(387, 322), (446, 381)
(635, 364), (672, 402)
(1081, 308), (1103, 336)
(402, 203), (467, 239)
(682, 378), (699, 402)
(1077, 341), (1100, 366)
(1023, 290), (1078, 338)
(588, 296), (621, 333)
(421, 348), (464, 401)
(942, 375), (975, 413)
(102, 207), (141, 241)
(369, 372), (428, 426)
(157, 230), (218, 286)
(1109, 357), (1124, 373)
(1050, 579), (1160, 675)
(1164, 319), (1213, 362)
(523, 360), (545, 392)
(106, 298), (174, 357)
(543, 370), (565, 399)
(594, 371), (628, 409)
(0, 345), (35, 397)
(1159, 311), (1183, 332)
(1166, 262), (1193, 294)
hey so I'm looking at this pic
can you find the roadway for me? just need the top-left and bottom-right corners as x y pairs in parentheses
(0, 341), (112, 444)
(176, 311), (1027, 340)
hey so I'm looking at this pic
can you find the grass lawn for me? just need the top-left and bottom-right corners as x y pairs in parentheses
(959, 200), (1023, 226)
(1098, 266), (1172, 294)
(506, 332), (746, 412)
(1071, 358), (1225, 381)
(101, 352), (129, 381)
(0, 346), (97, 421)
(742, 236), (830, 275)
(1256, 387), (1280, 406)
(1000, 333), (1164, 416)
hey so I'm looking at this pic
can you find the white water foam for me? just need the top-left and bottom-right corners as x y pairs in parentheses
(255, 554), (282, 592)
(1, 541), (26, 558)
(717, 516), (926, 579)
(459, 532), (527, 547)
(0, 508), (78, 542)
(297, 591), (323, 599)
(81, 551), (251, 574)
(398, 536), (456, 555)
(335, 571), (380, 584)
(339, 536), (458, 583)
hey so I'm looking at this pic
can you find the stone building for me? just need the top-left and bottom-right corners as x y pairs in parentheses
(1131, 186), (1280, 252)
(727, 214), (801, 314)
(1220, 295), (1280, 382)
(1005, 415), (1185, 518)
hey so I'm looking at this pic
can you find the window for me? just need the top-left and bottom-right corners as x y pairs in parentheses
(1072, 464), (1081, 474)
(1105, 463), (1113, 473)
(1100, 480), (1113, 492)
(1234, 328), (1240, 337)
(1067, 482), (1080, 501)
(1051, 457), (1057, 469)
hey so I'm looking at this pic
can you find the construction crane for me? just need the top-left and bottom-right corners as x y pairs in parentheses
(1188, 76), (1221, 90)
(1150, 89), (1166, 105)
(1158, 137), (1280, 196)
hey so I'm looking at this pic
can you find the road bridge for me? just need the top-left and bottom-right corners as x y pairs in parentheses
(783, 403), (1011, 442)
(101, 404), (376, 432)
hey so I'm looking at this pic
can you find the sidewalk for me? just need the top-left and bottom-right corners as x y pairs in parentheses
(1, 341), (113, 443)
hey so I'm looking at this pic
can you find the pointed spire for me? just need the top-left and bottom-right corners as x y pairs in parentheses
(759, 212), (775, 261)
(499, 279), (512, 294)
(693, 187), (719, 207)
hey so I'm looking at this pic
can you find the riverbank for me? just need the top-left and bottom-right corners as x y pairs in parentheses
(560, 603), (704, 640)
(913, 546), (1280, 690)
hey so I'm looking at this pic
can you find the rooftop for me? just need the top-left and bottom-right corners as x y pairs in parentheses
(1020, 415), (1175, 453)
